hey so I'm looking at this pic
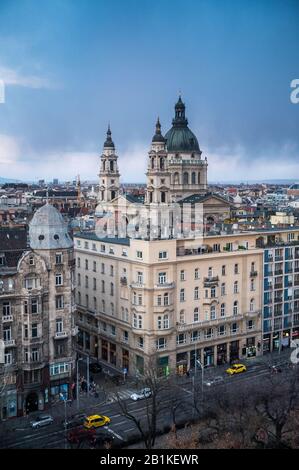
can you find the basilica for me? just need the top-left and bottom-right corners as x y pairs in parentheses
(97, 96), (231, 236)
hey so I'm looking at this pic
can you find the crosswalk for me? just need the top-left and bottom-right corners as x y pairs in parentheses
(106, 389), (135, 403)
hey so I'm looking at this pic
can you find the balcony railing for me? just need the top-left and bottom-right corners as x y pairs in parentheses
(54, 331), (68, 339)
(2, 315), (13, 322)
(249, 271), (258, 277)
(177, 314), (244, 331)
(203, 276), (219, 287)
(4, 339), (16, 347)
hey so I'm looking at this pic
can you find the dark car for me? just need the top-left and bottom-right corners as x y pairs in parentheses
(62, 413), (87, 428)
(89, 363), (102, 374)
(67, 426), (96, 444)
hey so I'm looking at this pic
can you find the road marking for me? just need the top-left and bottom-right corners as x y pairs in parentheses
(103, 426), (124, 441)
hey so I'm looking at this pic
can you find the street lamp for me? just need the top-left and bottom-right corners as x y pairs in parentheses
(76, 357), (83, 411)
(60, 393), (68, 449)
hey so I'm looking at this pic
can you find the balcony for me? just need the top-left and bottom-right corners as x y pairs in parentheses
(120, 277), (128, 286)
(203, 276), (219, 287)
(4, 339), (16, 347)
(244, 310), (261, 318)
(22, 361), (45, 371)
(249, 271), (258, 277)
(54, 331), (68, 339)
(177, 314), (243, 331)
(154, 282), (175, 289)
(2, 315), (13, 322)
(131, 282), (145, 289)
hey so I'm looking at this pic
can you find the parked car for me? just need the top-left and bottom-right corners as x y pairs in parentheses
(204, 376), (224, 387)
(31, 415), (54, 429)
(83, 414), (111, 429)
(67, 426), (96, 444)
(226, 363), (247, 375)
(89, 363), (102, 374)
(130, 388), (152, 401)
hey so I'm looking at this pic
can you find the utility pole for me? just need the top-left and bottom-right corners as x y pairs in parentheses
(60, 393), (68, 449)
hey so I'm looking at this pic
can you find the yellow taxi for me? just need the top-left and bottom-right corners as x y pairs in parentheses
(226, 363), (247, 375)
(83, 414), (111, 429)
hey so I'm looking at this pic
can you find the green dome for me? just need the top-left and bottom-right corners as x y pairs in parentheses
(165, 97), (200, 152)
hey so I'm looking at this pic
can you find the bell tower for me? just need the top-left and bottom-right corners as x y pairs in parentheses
(146, 118), (171, 204)
(98, 125), (120, 202)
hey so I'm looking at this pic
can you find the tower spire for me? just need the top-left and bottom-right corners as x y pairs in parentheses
(104, 124), (115, 149)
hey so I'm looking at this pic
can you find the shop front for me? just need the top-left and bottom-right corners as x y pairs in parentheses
(203, 346), (214, 367)
(157, 356), (169, 377)
(243, 337), (257, 358)
(216, 344), (227, 365)
(190, 349), (201, 369)
(272, 332), (280, 351)
(1, 389), (17, 419)
(230, 340), (239, 361)
(281, 330), (291, 349)
(176, 352), (188, 375)
(263, 334), (271, 353)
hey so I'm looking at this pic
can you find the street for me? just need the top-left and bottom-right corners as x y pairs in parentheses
(0, 350), (296, 449)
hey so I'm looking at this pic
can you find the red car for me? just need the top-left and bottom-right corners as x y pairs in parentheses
(67, 426), (96, 444)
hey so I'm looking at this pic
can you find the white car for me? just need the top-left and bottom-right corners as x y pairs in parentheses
(204, 376), (224, 387)
(31, 415), (54, 429)
(130, 388), (152, 401)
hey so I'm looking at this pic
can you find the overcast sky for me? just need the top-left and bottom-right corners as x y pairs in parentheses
(0, 0), (298, 183)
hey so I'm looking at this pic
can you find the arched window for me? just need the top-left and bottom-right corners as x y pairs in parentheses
(233, 301), (238, 316)
(191, 172), (196, 184)
(133, 313), (137, 328)
(163, 315), (169, 329)
(174, 172), (180, 184)
(160, 158), (164, 170)
(110, 160), (114, 171)
(220, 303), (225, 317)
(179, 310), (185, 323)
(157, 316), (162, 329)
(161, 192), (166, 203)
(210, 305), (216, 320)
(250, 298), (255, 312)
(111, 302), (114, 315)
(183, 172), (189, 184)
(198, 172), (201, 184)
(234, 281), (238, 294)
(194, 307), (199, 322)
(102, 300), (105, 313)
(151, 157), (155, 169)
(164, 293), (169, 306)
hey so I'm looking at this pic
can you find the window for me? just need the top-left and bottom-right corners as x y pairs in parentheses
(205, 328), (213, 339)
(137, 337), (144, 348)
(137, 271), (143, 284)
(110, 283), (114, 296)
(208, 267), (213, 278)
(220, 303), (226, 317)
(3, 326), (11, 341)
(191, 331), (199, 342)
(157, 295), (162, 306)
(3, 301), (11, 316)
(177, 333), (186, 345)
(32, 323), (38, 338)
(233, 301), (238, 316)
(84, 242), (89, 249)
(180, 270), (185, 281)
(55, 273), (63, 286)
(210, 305), (216, 320)
(194, 287), (199, 300)
(163, 315), (169, 329)
(213, 244), (220, 252)
(32, 348), (39, 362)
(85, 294), (89, 308)
(101, 280), (105, 293)
(77, 240), (81, 247)
(55, 253), (62, 264)
(85, 259), (89, 270)
(4, 352), (12, 365)
(93, 261), (97, 272)
(24, 300), (28, 314)
(194, 307), (199, 322)
(250, 298), (255, 312)
(92, 243), (96, 251)
(93, 278), (97, 290)
(247, 320), (254, 330)
(29, 255), (35, 265)
(158, 272), (167, 284)
(101, 263), (105, 274)
(156, 338), (166, 350)
(25, 276), (40, 290)
(110, 265), (114, 277)
(122, 249), (128, 257)
(234, 281), (238, 294)
(94, 297), (97, 311)
(77, 273), (81, 286)
(31, 298), (39, 314)
(211, 287), (216, 298)
(250, 279), (255, 291)
(218, 325), (226, 336)
(123, 330), (129, 342)
(221, 283), (226, 296)
(234, 264), (239, 274)
(55, 295), (64, 310)
(179, 310), (185, 324)
(77, 257), (81, 268)
(101, 300), (105, 313)
(194, 268), (199, 280)
(222, 265), (226, 276)
(138, 294), (142, 306)
(231, 323), (238, 334)
(180, 289), (185, 302)
(159, 251), (168, 259)
(85, 276), (89, 288)
(100, 245), (106, 253)
(136, 251), (143, 259)
(164, 293), (169, 306)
